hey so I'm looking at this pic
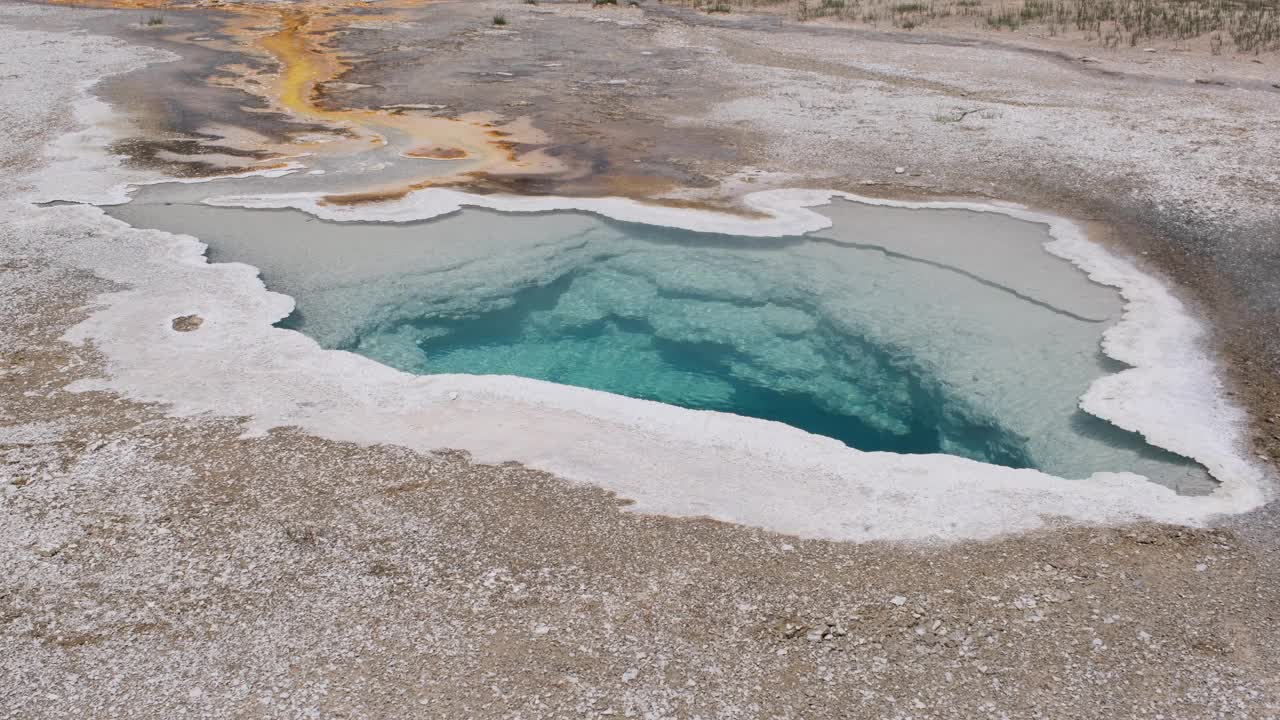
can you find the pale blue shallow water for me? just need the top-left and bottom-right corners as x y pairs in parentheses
(105, 193), (1214, 493)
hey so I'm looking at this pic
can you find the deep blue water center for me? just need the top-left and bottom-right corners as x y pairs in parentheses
(333, 269), (1030, 465)
(267, 207), (1053, 471)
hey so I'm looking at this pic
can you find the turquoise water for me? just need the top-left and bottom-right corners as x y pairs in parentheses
(322, 268), (1032, 465)
(105, 194), (1213, 492)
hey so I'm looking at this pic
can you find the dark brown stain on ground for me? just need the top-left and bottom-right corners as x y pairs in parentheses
(108, 137), (280, 178)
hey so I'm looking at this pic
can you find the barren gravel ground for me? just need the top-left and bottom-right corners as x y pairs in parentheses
(2, 2), (1280, 718)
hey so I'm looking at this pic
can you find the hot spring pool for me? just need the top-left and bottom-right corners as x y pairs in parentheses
(106, 194), (1213, 494)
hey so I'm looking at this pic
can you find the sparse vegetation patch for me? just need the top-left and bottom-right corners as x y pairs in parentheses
(682, 0), (1280, 51)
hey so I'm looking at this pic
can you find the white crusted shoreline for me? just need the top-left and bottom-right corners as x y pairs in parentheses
(19, 20), (1270, 543)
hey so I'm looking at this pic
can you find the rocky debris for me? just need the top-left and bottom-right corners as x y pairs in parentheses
(171, 314), (204, 332)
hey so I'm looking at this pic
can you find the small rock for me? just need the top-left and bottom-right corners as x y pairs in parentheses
(621, 668), (638, 682)
(1195, 563), (1208, 572)
(172, 314), (204, 332)
(893, 166), (906, 175)
(890, 596), (907, 606)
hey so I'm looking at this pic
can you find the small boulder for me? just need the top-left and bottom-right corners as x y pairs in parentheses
(172, 314), (204, 332)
